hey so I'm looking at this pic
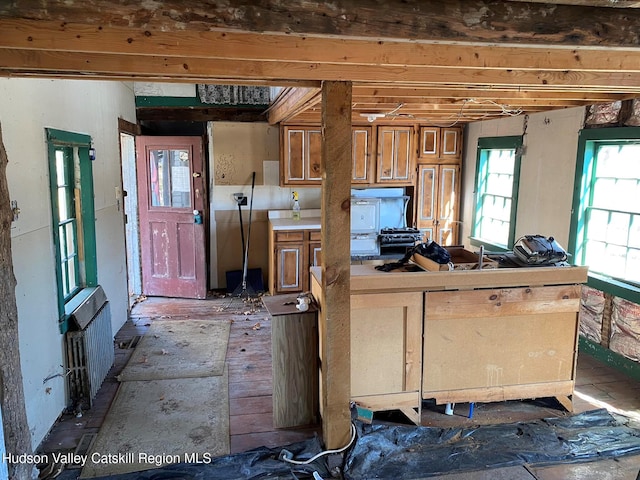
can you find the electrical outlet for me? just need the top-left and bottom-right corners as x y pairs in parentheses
(233, 193), (247, 206)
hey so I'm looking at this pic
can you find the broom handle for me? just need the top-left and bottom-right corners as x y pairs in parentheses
(242, 172), (256, 289)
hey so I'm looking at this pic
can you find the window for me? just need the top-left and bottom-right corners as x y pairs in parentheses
(471, 136), (523, 250)
(47, 129), (97, 333)
(570, 127), (640, 301)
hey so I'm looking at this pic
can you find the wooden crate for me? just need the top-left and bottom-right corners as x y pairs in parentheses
(412, 245), (498, 271)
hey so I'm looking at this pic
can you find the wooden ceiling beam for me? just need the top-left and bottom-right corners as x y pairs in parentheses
(357, 82), (640, 93)
(3, 48), (640, 90)
(136, 107), (267, 123)
(290, 112), (555, 125)
(2, 1), (640, 48)
(266, 87), (321, 124)
(352, 87), (628, 102)
(1, 19), (640, 75)
(352, 98), (597, 108)
(505, 0), (640, 8)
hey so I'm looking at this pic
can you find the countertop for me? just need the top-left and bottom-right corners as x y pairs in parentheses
(269, 217), (322, 230)
(310, 264), (589, 294)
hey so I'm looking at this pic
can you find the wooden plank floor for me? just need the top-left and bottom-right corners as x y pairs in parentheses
(39, 293), (321, 456)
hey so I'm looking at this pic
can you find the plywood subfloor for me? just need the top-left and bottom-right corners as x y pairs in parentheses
(39, 294), (320, 459)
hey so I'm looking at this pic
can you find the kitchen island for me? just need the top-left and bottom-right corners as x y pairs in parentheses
(310, 262), (588, 424)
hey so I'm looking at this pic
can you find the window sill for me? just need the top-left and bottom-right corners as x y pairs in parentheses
(61, 286), (106, 334)
(469, 237), (510, 253)
(586, 272), (640, 305)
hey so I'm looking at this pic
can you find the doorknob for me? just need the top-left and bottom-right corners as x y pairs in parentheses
(192, 172), (201, 178)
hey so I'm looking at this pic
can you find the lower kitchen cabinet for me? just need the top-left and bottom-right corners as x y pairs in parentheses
(269, 227), (321, 294)
(309, 230), (322, 269)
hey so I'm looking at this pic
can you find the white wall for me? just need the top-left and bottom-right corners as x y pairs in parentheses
(0, 78), (135, 449)
(208, 121), (321, 288)
(461, 107), (585, 250)
(133, 82), (196, 97)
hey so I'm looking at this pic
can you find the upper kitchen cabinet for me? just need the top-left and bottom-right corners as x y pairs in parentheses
(281, 126), (372, 186)
(376, 126), (415, 184)
(416, 164), (460, 246)
(419, 126), (462, 162)
(351, 126), (373, 184)
(281, 126), (322, 185)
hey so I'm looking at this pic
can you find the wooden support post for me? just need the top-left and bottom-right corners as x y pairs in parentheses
(320, 80), (352, 449)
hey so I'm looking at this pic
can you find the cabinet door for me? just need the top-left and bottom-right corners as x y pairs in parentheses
(419, 127), (439, 159)
(376, 126), (414, 183)
(352, 127), (372, 184)
(282, 126), (322, 185)
(284, 128), (305, 182)
(416, 164), (437, 243)
(416, 164), (460, 246)
(309, 242), (322, 267)
(419, 126), (462, 161)
(440, 127), (462, 159)
(309, 230), (322, 269)
(275, 243), (304, 293)
(306, 129), (322, 182)
(436, 165), (460, 246)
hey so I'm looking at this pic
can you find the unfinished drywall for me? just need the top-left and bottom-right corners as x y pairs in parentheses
(461, 107), (585, 249)
(0, 78), (135, 449)
(209, 121), (321, 289)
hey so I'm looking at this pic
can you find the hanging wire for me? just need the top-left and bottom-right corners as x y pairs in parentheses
(407, 98), (524, 127)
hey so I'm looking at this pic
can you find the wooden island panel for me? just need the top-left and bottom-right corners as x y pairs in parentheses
(350, 292), (423, 424)
(311, 277), (424, 424)
(310, 264), (588, 422)
(423, 285), (581, 409)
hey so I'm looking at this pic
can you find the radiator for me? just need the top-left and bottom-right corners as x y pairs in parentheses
(65, 287), (114, 408)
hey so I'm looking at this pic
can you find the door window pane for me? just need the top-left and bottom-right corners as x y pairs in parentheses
(149, 149), (191, 208)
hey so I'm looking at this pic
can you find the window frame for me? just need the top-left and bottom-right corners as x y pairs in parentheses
(470, 135), (523, 251)
(569, 126), (640, 304)
(46, 128), (97, 333)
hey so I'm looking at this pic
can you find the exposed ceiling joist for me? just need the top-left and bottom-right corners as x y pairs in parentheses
(1, 1), (639, 125)
(266, 87), (321, 124)
(4, 48), (640, 89)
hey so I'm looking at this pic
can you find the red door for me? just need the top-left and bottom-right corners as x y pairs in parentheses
(136, 136), (207, 299)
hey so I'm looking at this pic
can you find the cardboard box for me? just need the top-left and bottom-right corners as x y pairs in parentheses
(412, 246), (498, 271)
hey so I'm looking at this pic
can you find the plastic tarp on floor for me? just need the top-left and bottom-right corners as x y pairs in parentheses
(61, 409), (640, 480)
(344, 409), (640, 479)
(71, 436), (330, 480)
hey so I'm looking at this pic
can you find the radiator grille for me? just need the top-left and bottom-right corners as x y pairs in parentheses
(66, 302), (114, 407)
